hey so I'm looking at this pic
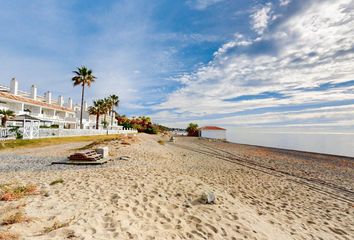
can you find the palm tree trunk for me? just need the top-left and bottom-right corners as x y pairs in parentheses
(104, 114), (107, 129)
(96, 113), (99, 130)
(110, 108), (114, 128)
(1, 117), (6, 127)
(80, 84), (85, 129)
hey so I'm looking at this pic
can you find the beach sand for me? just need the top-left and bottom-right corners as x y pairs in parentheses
(0, 134), (353, 239)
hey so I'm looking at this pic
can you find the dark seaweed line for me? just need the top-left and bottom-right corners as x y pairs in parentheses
(171, 142), (354, 204)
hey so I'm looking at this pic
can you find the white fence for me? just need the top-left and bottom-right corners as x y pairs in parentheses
(0, 127), (137, 140)
(38, 128), (137, 138)
(0, 128), (14, 139)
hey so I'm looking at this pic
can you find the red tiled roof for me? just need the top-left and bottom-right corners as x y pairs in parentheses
(200, 126), (226, 131)
(0, 91), (74, 112)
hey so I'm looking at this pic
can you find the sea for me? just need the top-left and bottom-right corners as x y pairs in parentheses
(226, 127), (354, 158)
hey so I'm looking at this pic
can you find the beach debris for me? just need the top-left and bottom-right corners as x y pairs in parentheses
(68, 150), (102, 161)
(96, 147), (109, 159)
(170, 137), (176, 142)
(200, 192), (216, 204)
(119, 156), (130, 161)
(49, 179), (64, 186)
(52, 149), (108, 165)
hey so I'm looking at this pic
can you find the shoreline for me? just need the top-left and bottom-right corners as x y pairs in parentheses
(225, 129), (354, 158)
(224, 139), (354, 160)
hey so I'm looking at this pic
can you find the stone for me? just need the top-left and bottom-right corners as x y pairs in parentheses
(39, 183), (50, 193)
(200, 192), (216, 204)
(182, 199), (192, 208)
(96, 147), (109, 158)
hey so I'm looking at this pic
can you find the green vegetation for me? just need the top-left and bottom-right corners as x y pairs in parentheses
(116, 115), (168, 134)
(0, 134), (121, 151)
(88, 99), (106, 129)
(49, 179), (64, 186)
(88, 95), (120, 129)
(8, 126), (23, 139)
(106, 94), (119, 127)
(72, 66), (96, 129)
(186, 123), (199, 136)
(0, 109), (15, 127)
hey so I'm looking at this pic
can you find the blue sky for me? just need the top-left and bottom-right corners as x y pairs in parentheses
(0, 0), (353, 131)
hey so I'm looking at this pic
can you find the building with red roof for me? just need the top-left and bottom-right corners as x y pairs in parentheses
(199, 126), (226, 140)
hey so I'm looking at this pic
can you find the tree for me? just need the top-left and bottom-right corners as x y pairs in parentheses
(186, 123), (199, 136)
(102, 97), (111, 129)
(72, 66), (96, 129)
(108, 94), (119, 127)
(88, 99), (105, 129)
(0, 109), (15, 127)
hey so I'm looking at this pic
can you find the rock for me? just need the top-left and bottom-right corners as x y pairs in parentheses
(40, 183), (50, 193)
(200, 192), (216, 204)
(182, 199), (192, 208)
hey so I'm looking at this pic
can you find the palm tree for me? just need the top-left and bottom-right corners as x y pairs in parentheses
(88, 99), (105, 129)
(72, 66), (96, 129)
(101, 98), (111, 129)
(108, 94), (119, 127)
(0, 109), (15, 127)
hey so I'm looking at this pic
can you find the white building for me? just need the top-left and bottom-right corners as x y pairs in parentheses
(0, 78), (77, 128)
(199, 126), (226, 140)
(0, 78), (119, 129)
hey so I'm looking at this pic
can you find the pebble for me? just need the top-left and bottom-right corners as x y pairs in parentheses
(201, 192), (216, 204)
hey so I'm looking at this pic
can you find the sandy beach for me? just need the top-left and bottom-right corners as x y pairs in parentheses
(0, 134), (353, 240)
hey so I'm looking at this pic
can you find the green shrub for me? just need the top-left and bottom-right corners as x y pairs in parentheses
(145, 126), (158, 134)
(9, 127), (23, 139)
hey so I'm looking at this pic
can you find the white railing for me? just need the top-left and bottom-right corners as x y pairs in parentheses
(0, 127), (137, 140)
(0, 128), (16, 140)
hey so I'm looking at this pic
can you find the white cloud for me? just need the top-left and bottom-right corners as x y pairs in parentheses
(155, 0), (354, 128)
(279, 0), (291, 7)
(250, 3), (274, 35)
(186, 0), (225, 10)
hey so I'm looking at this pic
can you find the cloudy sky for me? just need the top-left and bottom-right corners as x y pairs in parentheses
(0, 0), (353, 130)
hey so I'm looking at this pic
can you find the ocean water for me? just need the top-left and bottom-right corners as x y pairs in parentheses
(226, 128), (354, 158)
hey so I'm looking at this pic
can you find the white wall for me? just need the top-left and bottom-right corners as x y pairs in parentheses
(200, 130), (226, 140)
